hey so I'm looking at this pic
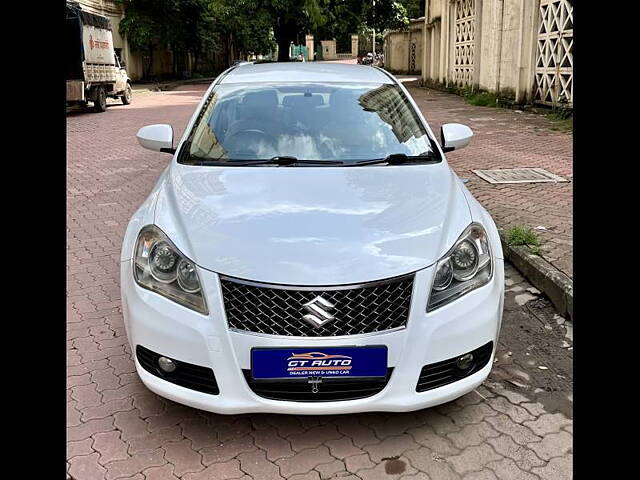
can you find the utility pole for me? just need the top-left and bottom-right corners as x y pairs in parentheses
(372, 0), (376, 55)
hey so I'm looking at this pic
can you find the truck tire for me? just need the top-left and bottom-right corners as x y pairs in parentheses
(93, 86), (107, 113)
(121, 84), (132, 105)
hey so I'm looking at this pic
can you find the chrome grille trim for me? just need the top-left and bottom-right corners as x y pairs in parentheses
(220, 273), (415, 337)
(219, 274), (414, 291)
(227, 325), (407, 339)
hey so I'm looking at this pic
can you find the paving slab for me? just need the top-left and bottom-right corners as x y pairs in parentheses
(404, 80), (572, 280)
(67, 83), (572, 480)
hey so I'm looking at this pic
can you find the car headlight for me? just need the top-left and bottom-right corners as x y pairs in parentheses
(133, 225), (208, 314)
(427, 223), (492, 311)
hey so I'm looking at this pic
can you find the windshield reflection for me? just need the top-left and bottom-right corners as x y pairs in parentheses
(181, 82), (436, 164)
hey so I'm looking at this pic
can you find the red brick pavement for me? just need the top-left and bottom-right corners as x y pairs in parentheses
(67, 83), (572, 480)
(404, 81), (573, 277)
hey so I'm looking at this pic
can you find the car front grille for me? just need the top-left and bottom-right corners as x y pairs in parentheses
(416, 342), (494, 392)
(220, 274), (414, 337)
(243, 368), (393, 402)
(136, 345), (219, 395)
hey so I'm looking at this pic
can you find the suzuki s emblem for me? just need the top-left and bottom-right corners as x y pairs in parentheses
(302, 296), (336, 328)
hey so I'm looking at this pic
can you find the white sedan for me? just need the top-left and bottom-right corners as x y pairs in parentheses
(120, 63), (504, 414)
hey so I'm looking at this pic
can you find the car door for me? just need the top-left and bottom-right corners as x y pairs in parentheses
(114, 54), (127, 93)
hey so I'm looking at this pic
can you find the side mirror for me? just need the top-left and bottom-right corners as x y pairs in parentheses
(440, 123), (473, 152)
(136, 124), (174, 153)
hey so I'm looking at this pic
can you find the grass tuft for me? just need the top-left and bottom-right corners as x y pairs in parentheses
(505, 226), (543, 255)
(463, 90), (499, 107)
(544, 102), (573, 132)
(545, 111), (573, 132)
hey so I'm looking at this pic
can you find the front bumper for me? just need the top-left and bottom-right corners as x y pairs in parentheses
(121, 260), (504, 414)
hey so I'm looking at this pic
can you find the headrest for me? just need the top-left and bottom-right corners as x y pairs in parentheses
(241, 89), (279, 108)
(329, 89), (365, 116)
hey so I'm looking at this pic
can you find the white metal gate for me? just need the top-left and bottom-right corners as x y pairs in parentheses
(410, 42), (417, 73)
(452, 0), (475, 87)
(533, 0), (573, 106)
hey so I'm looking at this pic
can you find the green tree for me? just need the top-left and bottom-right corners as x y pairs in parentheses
(267, 0), (326, 61)
(210, 0), (329, 62)
(208, 0), (276, 60)
(118, 0), (412, 73)
(363, 0), (409, 33)
(314, 0), (409, 54)
(314, 0), (363, 50)
(179, 0), (218, 73)
(398, 0), (424, 19)
(118, 1), (162, 78)
(119, 0), (218, 78)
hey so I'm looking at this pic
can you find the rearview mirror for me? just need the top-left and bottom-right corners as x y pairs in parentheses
(136, 124), (174, 153)
(440, 123), (473, 152)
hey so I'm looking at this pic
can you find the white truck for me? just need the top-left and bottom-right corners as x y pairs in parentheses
(66, 2), (132, 112)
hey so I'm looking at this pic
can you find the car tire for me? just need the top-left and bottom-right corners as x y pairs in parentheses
(121, 84), (132, 105)
(93, 86), (107, 112)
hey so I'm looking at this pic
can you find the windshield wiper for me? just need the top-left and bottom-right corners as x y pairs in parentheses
(238, 156), (344, 166)
(185, 156), (344, 167)
(353, 153), (438, 166)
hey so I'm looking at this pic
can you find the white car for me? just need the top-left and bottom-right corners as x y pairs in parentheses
(121, 63), (504, 414)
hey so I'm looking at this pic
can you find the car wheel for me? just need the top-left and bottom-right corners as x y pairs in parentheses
(93, 86), (107, 112)
(121, 84), (132, 105)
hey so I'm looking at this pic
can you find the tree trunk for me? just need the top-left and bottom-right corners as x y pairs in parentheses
(145, 47), (153, 79)
(228, 33), (235, 65)
(172, 46), (177, 77)
(223, 33), (230, 67)
(276, 35), (290, 62)
(274, 18), (297, 62)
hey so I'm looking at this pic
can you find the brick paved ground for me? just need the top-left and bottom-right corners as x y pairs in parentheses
(404, 81), (573, 278)
(67, 84), (572, 480)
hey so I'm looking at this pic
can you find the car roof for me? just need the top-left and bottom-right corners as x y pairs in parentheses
(219, 62), (395, 85)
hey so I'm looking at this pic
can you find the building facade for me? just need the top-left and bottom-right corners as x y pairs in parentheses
(383, 18), (425, 75)
(424, 0), (572, 106)
(384, 0), (573, 107)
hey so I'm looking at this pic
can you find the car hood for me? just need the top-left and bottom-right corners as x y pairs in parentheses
(154, 163), (471, 285)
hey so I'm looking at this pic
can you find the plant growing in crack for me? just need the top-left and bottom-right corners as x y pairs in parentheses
(505, 226), (543, 255)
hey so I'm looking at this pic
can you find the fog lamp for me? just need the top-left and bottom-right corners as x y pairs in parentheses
(456, 353), (474, 370)
(158, 356), (177, 373)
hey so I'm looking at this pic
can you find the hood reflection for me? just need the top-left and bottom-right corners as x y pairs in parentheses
(157, 163), (471, 285)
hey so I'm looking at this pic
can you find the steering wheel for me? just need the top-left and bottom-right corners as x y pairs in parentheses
(223, 128), (278, 156)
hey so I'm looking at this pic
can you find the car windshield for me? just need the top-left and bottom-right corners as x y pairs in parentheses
(179, 82), (439, 165)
